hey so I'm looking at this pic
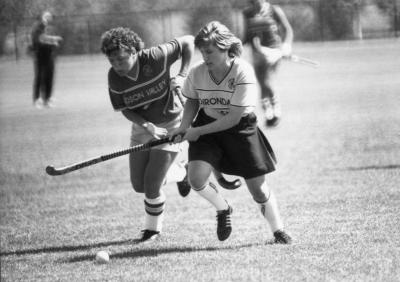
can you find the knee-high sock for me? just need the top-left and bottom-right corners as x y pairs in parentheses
(144, 191), (166, 232)
(193, 182), (229, 211)
(257, 189), (284, 232)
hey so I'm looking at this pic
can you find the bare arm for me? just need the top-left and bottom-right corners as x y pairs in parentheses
(39, 34), (63, 46)
(175, 35), (195, 77)
(184, 106), (246, 142)
(273, 5), (293, 45)
(122, 109), (168, 139)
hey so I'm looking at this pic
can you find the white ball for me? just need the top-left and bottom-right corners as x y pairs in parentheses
(95, 250), (110, 264)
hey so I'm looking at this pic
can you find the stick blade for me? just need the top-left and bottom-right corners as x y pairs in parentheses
(46, 165), (60, 176)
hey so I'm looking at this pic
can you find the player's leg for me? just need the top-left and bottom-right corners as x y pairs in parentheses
(245, 175), (292, 244)
(33, 57), (43, 108)
(255, 61), (281, 127)
(189, 160), (232, 241)
(43, 59), (55, 107)
(140, 149), (178, 241)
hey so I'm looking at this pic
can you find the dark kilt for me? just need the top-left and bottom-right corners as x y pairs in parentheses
(189, 109), (277, 179)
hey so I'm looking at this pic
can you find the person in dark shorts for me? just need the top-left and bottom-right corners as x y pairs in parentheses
(30, 11), (63, 108)
(171, 21), (292, 244)
(243, 0), (293, 126)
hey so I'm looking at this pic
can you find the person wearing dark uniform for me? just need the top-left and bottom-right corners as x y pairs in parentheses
(101, 27), (194, 241)
(243, 0), (293, 126)
(31, 11), (62, 108)
(171, 21), (292, 244)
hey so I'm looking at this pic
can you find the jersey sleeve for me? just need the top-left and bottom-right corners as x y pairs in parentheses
(154, 39), (182, 68)
(230, 62), (258, 107)
(182, 68), (198, 100)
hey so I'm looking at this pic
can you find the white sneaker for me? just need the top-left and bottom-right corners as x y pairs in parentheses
(44, 99), (55, 108)
(33, 99), (43, 109)
(262, 98), (274, 120)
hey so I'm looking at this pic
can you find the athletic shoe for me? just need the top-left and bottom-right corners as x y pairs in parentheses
(273, 230), (292, 244)
(266, 102), (282, 127)
(266, 116), (281, 127)
(33, 99), (43, 109)
(262, 98), (274, 121)
(177, 179), (191, 197)
(217, 177), (242, 190)
(176, 164), (191, 197)
(216, 205), (233, 241)
(139, 229), (160, 242)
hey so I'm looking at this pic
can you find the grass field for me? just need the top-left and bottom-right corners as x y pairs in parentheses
(1, 38), (400, 281)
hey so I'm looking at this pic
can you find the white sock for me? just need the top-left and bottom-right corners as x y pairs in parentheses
(258, 189), (284, 232)
(144, 191), (166, 232)
(193, 182), (229, 211)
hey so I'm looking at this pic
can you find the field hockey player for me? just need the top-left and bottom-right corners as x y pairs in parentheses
(101, 27), (195, 241)
(171, 21), (292, 244)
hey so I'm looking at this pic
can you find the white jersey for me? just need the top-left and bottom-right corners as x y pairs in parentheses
(182, 58), (258, 119)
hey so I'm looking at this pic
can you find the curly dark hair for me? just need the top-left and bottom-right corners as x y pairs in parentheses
(100, 27), (144, 56)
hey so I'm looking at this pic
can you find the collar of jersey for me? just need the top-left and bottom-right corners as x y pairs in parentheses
(124, 57), (140, 81)
(208, 58), (235, 85)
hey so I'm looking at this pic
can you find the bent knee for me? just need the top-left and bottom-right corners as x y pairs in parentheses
(131, 180), (144, 193)
(188, 175), (208, 191)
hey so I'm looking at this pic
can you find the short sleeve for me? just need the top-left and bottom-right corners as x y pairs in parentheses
(182, 68), (198, 100)
(230, 62), (258, 107)
(157, 39), (182, 67)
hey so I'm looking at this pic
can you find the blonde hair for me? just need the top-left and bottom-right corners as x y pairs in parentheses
(194, 21), (242, 57)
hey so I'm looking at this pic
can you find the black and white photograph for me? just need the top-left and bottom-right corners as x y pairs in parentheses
(1, 0), (399, 281)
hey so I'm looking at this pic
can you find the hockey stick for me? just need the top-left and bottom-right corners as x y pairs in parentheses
(252, 37), (319, 68)
(287, 55), (320, 68)
(46, 137), (175, 176)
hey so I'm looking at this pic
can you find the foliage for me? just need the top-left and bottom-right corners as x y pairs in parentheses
(320, 0), (361, 39)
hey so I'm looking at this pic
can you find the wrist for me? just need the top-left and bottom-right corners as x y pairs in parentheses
(142, 122), (152, 130)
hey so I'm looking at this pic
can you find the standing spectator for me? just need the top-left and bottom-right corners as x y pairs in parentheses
(31, 11), (63, 108)
(243, 0), (293, 126)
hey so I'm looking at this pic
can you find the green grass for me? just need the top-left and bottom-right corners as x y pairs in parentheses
(1, 38), (400, 281)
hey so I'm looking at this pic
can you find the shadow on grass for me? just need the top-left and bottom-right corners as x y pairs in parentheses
(64, 241), (269, 263)
(0, 239), (137, 257)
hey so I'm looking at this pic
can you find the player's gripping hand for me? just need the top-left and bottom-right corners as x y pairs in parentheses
(170, 74), (186, 92)
(169, 128), (187, 143)
(143, 122), (168, 139)
(281, 43), (292, 58)
(252, 37), (282, 65)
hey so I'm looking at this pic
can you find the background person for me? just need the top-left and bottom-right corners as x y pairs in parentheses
(171, 21), (292, 243)
(243, 0), (293, 126)
(30, 11), (63, 108)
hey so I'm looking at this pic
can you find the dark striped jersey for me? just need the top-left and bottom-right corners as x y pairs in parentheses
(243, 2), (282, 47)
(108, 39), (182, 124)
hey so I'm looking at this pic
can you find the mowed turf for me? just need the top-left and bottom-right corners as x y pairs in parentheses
(0, 38), (399, 281)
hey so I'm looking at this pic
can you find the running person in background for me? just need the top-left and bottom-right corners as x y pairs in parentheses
(101, 27), (194, 241)
(171, 21), (292, 243)
(31, 11), (63, 108)
(243, 0), (293, 127)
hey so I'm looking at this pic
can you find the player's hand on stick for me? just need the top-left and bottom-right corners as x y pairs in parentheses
(143, 122), (168, 139)
(168, 128), (190, 143)
(281, 43), (292, 58)
(170, 74), (186, 92)
(252, 37), (282, 65)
